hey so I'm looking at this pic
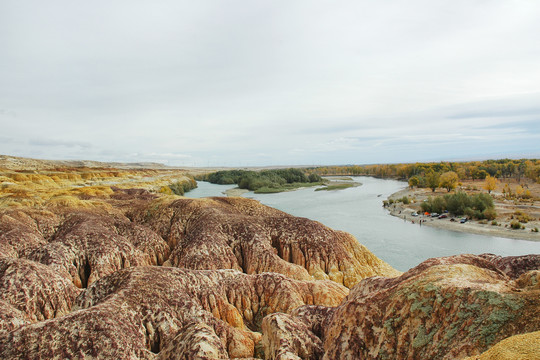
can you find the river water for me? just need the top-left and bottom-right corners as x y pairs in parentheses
(187, 177), (540, 271)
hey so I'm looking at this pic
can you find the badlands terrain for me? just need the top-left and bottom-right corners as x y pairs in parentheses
(0, 155), (539, 359)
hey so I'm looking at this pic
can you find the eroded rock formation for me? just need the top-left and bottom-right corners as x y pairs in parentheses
(463, 330), (540, 360)
(128, 196), (400, 287)
(260, 254), (540, 360)
(0, 187), (538, 359)
(0, 267), (347, 359)
(28, 211), (170, 287)
(0, 257), (81, 324)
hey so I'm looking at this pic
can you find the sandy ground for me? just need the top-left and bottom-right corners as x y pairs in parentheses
(224, 188), (250, 197)
(387, 183), (540, 242)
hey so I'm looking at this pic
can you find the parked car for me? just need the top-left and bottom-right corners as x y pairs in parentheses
(411, 212), (419, 217)
(431, 213), (439, 218)
(460, 218), (468, 223)
(438, 214), (448, 219)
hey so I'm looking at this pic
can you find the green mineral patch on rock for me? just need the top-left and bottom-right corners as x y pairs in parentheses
(412, 324), (438, 348)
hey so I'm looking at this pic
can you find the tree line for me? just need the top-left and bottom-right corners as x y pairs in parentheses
(312, 159), (539, 185)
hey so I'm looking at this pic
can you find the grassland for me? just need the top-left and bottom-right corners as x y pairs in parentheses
(0, 165), (198, 209)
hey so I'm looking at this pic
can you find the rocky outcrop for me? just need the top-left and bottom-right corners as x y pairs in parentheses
(321, 254), (540, 359)
(128, 196), (400, 287)
(262, 312), (324, 360)
(1, 187), (538, 359)
(1, 192), (398, 290)
(28, 211), (170, 287)
(463, 331), (540, 360)
(0, 266), (348, 359)
(0, 209), (57, 258)
(478, 253), (540, 279)
(0, 300), (29, 335)
(0, 257), (80, 326)
(259, 254), (540, 360)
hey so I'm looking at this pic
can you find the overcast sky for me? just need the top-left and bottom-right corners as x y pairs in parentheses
(1, 1), (539, 166)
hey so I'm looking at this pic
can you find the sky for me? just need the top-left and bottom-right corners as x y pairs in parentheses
(1, 1), (540, 167)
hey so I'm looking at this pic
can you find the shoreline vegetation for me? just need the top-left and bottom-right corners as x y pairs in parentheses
(386, 185), (540, 242)
(197, 168), (327, 194)
(200, 169), (364, 194)
(308, 159), (539, 242)
(200, 159), (540, 242)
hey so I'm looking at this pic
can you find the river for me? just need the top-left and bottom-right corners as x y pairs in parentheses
(186, 177), (540, 271)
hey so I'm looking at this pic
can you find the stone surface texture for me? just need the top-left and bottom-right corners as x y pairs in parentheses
(0, 189), (538, 359)
(322, 254), (540, 360)
(462, 330), (540, 360)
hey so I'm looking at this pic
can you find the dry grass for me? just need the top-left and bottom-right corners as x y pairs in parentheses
(0, 167), (196, 209)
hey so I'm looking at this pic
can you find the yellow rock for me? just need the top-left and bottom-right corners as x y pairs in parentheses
(464, 331), (540, 360)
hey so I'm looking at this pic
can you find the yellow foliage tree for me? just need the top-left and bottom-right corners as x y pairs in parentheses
(439, 171), (459, 192)
(484, 175), (498, 194)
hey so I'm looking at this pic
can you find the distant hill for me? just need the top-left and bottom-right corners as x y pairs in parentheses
(0, 154), (171, 170)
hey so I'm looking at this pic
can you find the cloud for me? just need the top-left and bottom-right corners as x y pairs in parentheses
(0, 108), (17, 118)
(1, 1), (540, 165)
(0, 137), (16, 143)
(29, 138), (93, 148)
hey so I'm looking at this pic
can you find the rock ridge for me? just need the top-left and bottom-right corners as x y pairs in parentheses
(0, 188), (538, 358)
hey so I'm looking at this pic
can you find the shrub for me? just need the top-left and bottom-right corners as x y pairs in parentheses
(522, 189), (532, 199)
(168, 178), (198, 195)
(510, 220), (524, 230)
(483, 208), (497, 221)
(491, 220), (498, 226)
(532, 227), (539, 233)
(204, 170), (248, 184)
(159, 186), (173, 195)
(445, 191), (470, 215)
(513, 211), (531, 223)
(473, 193), (494, 212)
(416, 191), (496, 219)
(465, 207), (482, 219)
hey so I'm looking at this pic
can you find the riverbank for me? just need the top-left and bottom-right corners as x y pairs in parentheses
(387, 185), (540, 242)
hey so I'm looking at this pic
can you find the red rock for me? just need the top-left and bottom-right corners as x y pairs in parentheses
(322, 254), (540, 359)
(0, 300), (29, 335)
(1, 190), (536, 359)
(0, 209), (53, 259)
(262, 312), (323, 360)
(479, 253), (540, 279)
(129, 196), (400, 287)
(0, 266), (348, 358)
(0, 258), (80, 324)
(28, 211), (170, 287)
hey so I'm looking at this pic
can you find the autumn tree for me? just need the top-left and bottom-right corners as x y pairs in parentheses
(408, 176), (420, 188)
(515, 185), (524, 198)
(439, 171), (459, 192)
(426, 171), (440, 192)
(484, 175), (498, 194)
